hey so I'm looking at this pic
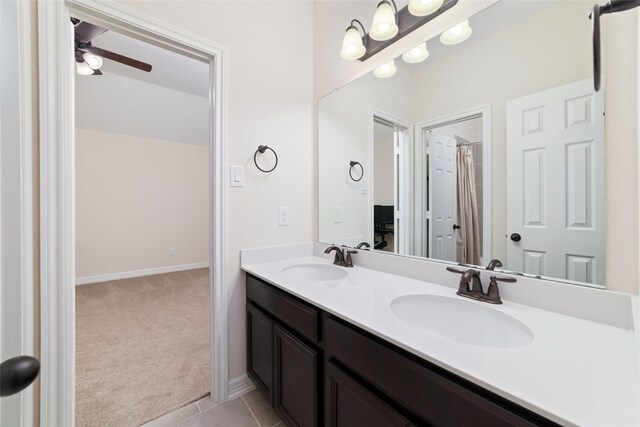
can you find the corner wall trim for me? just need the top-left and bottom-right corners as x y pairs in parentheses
(75, 262), (210, 285)
(227, 375), (255, 400)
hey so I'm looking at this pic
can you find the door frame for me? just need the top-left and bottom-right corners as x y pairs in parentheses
(0, 1), (36, 426)
(368, 108), (413, 254)
(38, 1), (228, 426)
(415, 104), (492, 264)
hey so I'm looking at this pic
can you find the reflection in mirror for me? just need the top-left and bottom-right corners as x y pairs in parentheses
(318, 0), (606, 287)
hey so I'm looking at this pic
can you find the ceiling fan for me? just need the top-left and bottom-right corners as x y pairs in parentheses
(72, 18), (153, 76)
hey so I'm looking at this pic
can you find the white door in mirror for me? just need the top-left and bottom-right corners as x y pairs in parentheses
(429, 132), (457, 262)
(506, 79), (605, 285)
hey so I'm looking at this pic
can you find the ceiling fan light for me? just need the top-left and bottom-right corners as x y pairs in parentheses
(440, 20), (472, 45)
(83, 52), (103, 70)
(76, 60), (94, 76)
(341, 26), (366, 60)
(408, 0), (444, 17)
(369, 1), (399, 41)
(373, 59), (397, 78)
(402, 42), (429, 63)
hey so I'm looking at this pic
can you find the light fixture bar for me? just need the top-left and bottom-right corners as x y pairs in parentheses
(358, 0), (458, 61)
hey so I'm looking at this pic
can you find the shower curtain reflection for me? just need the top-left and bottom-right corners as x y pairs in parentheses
(456, 146), (481, 265)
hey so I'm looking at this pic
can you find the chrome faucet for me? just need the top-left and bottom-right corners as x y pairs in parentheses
(447, 266), (517, 304)
(324, 246), (357, 268)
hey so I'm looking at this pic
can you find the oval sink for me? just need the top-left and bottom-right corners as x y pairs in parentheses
(282, 264), (347, 282)
(390, 295), (534, 348)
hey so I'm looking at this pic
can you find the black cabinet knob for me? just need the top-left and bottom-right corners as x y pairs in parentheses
(0, 356), (40, 397)
(453, 224), (461, 230)
(510, 233), (522, 242)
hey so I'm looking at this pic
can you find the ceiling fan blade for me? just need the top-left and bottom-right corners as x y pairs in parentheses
(74, 21), (108, 43)
(85, 46), (152, 73)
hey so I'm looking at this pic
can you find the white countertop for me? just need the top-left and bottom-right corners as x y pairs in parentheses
(241, 244), (640, 426)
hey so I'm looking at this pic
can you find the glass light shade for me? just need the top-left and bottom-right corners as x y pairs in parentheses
(402, 42), (429, 64)
(408, 0), (444, 17)
(340, 27), (366, 60)
(369, 2), (399, 41)
(440, 20), (472, 45)
(75, 61), (94, 75)
(373, 59), (397, 78)
(83, 52), (103, 70)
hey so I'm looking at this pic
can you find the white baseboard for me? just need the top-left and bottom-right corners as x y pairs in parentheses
(228, 374), (255, 400)
(75, 262), (209, 285)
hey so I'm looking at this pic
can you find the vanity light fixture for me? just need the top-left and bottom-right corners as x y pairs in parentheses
(408, 0), (445, 17)
(402, 42), (429, 63)
(369, 0), (399, 41)
(341, 19), (367, 60)
(373, 59), (397, 78)
(440, 19), (472, 45)
(341, 0), (457, 62)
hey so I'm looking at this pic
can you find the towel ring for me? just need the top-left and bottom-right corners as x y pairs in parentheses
(254, 145), (278, 173)
(349, 161), (364, 182)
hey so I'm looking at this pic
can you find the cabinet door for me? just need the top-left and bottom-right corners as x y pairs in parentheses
(274, 325), (318, 427)
(247, 303), (274, 404)
(325, 362), (414, 427)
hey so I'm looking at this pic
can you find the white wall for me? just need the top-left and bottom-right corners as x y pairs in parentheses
(114, 0), (315, 380)
(314, 1), (639, 293)
(75, 129), (209, 281)
(76, 71), (209, 146)
(373, 124), (394, 206)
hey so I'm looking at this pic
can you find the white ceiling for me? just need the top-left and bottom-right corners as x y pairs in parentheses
(92, 29), (209, 98)
(75, 25), (210, 145)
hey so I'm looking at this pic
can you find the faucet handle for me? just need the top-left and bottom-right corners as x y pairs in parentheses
(446, 266), (465, 275)
(344, 250), (357, 268)
(485, 275), (517, 304)
(490, 275), (517, 284)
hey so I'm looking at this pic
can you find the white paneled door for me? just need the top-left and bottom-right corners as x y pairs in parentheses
(429, 131), (457, 262)
(506, 79), (605, 285)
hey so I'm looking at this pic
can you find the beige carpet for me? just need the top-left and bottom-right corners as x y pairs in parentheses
(75, 268), (211, 427)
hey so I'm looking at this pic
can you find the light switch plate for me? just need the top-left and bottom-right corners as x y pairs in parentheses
(230, 165), (245, 187)
(360, 180), (368, 194)
(279, 207), (291, 226)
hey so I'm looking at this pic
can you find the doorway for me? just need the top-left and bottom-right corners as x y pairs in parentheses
(371, 113), (411, 255)
(416, 106), (491, 265)
(38, 3), (226, 426)
(73, 20), (211, 425)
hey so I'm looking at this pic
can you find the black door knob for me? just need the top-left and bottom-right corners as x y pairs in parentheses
(510, 233), (522, 242)
(453, 224), (461, 230)
(0, 356), (40, 397)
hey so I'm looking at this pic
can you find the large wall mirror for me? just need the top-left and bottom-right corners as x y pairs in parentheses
(318, 0), (606, 287)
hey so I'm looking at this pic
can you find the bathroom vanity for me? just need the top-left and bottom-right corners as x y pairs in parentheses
(241, 244), (639, 427)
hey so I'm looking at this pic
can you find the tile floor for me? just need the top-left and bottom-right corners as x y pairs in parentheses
(142, 388), (282, 427)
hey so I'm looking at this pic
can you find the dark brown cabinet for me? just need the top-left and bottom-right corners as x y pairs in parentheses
(274, 325), (318, 427)
(246, 274), (556, 427)
(247, 303), (274, 404)
(325, 362), (414, 427)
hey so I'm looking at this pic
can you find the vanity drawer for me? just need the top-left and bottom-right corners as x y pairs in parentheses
(246, 274), (320, 343)
(324, 315), (552, 427)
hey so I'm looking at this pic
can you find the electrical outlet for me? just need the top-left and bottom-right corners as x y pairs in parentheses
(169, 248), (176, 256)
(332, 207), (342, 224)
(279, 207), (291, 226)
